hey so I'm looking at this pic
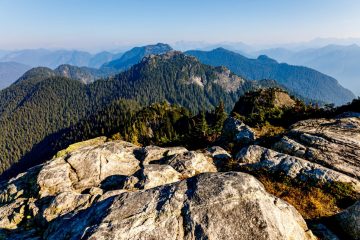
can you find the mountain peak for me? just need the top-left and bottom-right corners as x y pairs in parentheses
(143, 50), (187, 61)
(137, 51), (202, 71)
(147, 42), (172, 49)
(212, 47), (232, 53)
(15, 67), (55, 84)
(142, 43), (173, 56)
(186, 48), (355, 105)
(257, 55), (278, 64)
(101, 43), (173, 70)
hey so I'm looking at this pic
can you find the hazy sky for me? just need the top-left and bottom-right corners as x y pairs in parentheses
(1, 0), (360, 51)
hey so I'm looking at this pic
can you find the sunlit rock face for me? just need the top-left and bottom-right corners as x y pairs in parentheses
(0, 137), (315, 239)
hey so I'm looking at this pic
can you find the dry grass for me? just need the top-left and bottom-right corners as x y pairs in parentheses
(256, 175), (339, 219)
(245, 171), (359, 220)
(253, 123), (286, 138)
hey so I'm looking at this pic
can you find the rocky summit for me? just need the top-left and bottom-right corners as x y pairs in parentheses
(0, 136), (316, 240)
(273, 113), (360, 179)
(234, 113), (360, 239)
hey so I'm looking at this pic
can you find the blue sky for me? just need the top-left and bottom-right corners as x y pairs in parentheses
(0, 0), (360, 51)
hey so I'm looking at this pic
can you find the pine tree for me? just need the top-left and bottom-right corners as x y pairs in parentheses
(195, 110), (208, 137)
(213, 101), (227, 135)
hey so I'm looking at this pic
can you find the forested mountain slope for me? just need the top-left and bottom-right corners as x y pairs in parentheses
(256, 44), (360, 96)
(0, 51), (278, 177)
(186, 48), (355, 105)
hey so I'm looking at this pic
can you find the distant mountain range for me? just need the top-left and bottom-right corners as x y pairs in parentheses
(255, 44), (360, 96)
(2, 42), (360, 96)
(0, 49), (123, 69)
(0, 62), (32, 89)
(186, 48), (355, 105)
(0, 44), (173, 89)
(0, 43), (357, 105)
(0, 50), (10, 58)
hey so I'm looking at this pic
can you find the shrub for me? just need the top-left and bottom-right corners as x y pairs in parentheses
(241, 169), (359, 219)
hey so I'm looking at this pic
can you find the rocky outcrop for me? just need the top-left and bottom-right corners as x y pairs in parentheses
(44, 172), (315, 240)
(138, 164), (182, 189)
(229, 114), (360, 239)
(42, 191), (94, 222)
(0, 136), (318, 239)
(139, 145), (188, 165)
(213, 67), (246, 92)
(37, 139), (141, 197)
(165, 151), (217, 178)
(0, 138), (235, 239)
(221, 117), (256, 144)
(205, 146), (232, 161)
(236, 145), (360, 192)
(0, 198), (26, 229)
(273, 116), (360, 179)
(332, 201), (360, 239)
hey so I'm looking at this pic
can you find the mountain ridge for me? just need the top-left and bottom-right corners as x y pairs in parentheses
(0, 51), (279, 177)
(101, 43), (173, 71)
(255, 44), (360, 96)
(0, 49), (123, 69)
(186, 47), (355, 105)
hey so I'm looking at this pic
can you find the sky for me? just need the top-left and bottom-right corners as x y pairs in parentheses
(0, 0), (360, 51)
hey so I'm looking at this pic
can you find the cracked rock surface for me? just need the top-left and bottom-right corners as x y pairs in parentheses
(234, 114), (360, 239)
(0, 137), (316, 239)
(44, 172), (315, 240)
(236, 145), (360, 193)
(236, 115), (360, 191)
(273, 116), (360, 179)
(333, 200), (360, 239)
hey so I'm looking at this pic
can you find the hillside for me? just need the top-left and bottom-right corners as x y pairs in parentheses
(8, 64), (116, 87)
(186, 48), (355, 105)
(0, 51), (279, 177)
(53, 64), (116, 84)
(94, 51), (279, 112)
(0, 62), (31, 89)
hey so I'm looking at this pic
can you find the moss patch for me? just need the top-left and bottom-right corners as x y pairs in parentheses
(54, 137), (107, 158)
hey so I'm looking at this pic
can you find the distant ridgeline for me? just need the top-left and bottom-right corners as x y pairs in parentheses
(0, 43), (173, 89)
(186, 48), (355, 105)
(101, 43), (173, 71)
(0, 51), (280, 179)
